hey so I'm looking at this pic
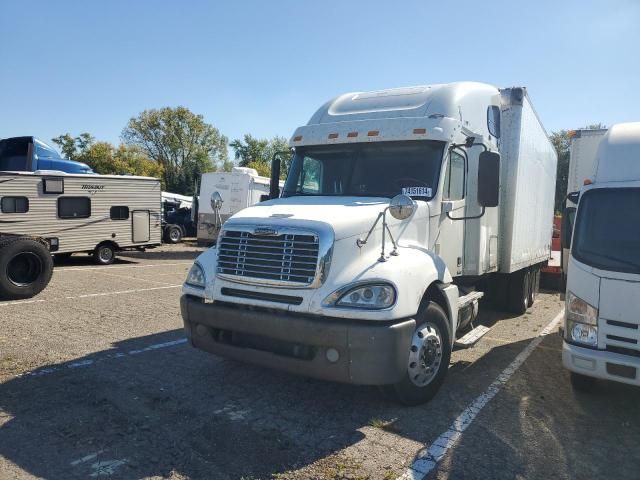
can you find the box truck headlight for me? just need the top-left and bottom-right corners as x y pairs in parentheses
(185, 263), (206, 288)
(324, 283), (396, 309)
(566, 292), (598, 347)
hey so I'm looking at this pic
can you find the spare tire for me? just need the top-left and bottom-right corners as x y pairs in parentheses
(0, 237), (54, 300)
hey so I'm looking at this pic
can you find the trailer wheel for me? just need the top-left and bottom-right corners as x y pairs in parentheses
(0, 237), (54, 300)
(165, 225), (182, 244)
(507, 269), (530, 315)
(93, 243), (116, 265)
(570, 372), (596, 392)
(389, 302), (452, 405)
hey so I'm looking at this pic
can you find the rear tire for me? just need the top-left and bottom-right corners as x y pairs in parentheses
(93, 243), (116, 265)
(528, 268), (540, 307)
(389, 302), (452, 405)
(507, 269), (530, 315)
(570, 372), (596, 392)
(0, 237), (53, 300)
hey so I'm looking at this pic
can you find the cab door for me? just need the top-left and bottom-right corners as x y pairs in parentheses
(437, 150), (466, 275)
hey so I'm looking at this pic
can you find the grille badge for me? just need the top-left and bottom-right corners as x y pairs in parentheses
(253, 226), (279, 236)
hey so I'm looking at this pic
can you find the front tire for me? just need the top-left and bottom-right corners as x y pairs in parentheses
(165, 225), (182, 244)
(93, 243), (116, 265)
(0, 237), (54, 300)
(390, 302), (452, 405)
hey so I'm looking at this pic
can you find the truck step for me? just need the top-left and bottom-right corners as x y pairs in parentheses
(455, 325), (491, 348)
(458, 291), (484, 309)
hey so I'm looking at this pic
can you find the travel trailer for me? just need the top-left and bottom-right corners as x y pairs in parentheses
(180, 82), (557, 404)
(562, 122), (640, 391)
(0, 171), (161, 266)
(196, 167), (271, 245)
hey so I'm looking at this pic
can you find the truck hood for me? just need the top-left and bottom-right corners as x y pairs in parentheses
(226, 196), (428, 241)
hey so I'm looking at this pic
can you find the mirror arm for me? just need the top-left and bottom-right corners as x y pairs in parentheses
(446, 206), (486, 221)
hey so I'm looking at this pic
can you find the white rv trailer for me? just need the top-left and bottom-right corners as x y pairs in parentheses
(0, 170), (161, 265)
(197, 167), (271, 245)
(181, 82), (557, 405)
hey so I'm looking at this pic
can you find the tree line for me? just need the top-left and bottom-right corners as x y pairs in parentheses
(52, 105), (600, 211)
(53, 106), (289, 194)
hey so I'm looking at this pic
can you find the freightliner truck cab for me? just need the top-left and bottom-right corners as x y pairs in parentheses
(181, 82), (556, 404)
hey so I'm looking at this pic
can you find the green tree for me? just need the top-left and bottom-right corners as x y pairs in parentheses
(51, 132), (95, 160)
(230, 134), (290, 178)
(121, 106), (228, 193)
(551, 123), (605, 213)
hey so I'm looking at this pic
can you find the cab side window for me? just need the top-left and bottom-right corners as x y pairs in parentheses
(443, 151), (465, 201)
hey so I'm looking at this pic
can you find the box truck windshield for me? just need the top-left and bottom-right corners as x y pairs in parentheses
(572, 188), (640, 274)
(282, 140), (445, 199)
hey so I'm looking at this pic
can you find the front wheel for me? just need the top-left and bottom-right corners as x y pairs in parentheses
(165, 225), (182, 244)
(390, 302), (452, 405)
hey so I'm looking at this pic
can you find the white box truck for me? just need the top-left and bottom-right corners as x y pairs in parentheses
(196, 167), (271, 246)
(561, 122), (640, 391)
(180, 82), (557, 404)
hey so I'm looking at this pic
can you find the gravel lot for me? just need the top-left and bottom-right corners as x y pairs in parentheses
(0, 243), (638, 479)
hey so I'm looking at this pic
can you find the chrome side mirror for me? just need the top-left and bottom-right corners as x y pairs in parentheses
(211, 191), (223, 210)
(388, 194), (416, 220)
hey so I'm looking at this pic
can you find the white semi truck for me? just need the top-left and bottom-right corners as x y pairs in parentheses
(180, 82), (557, 404)
(562, 122), (640, 391)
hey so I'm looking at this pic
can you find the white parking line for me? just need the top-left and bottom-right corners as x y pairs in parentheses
(0, 285), (182, 307)
(90, 269), (178, 286)
(56, 262), (192, 272)
(399, 309), (565, 480)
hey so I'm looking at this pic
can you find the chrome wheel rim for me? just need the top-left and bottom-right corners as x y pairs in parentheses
(408, 323), (443, 387)
(170, 229), (180, 241)
(99, 247), (113, 262)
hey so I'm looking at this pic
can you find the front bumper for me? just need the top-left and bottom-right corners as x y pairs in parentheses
(180, 295), (415, 385)
(562, 340), (640, 386)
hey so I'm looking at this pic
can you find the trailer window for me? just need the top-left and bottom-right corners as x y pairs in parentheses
(1, 196), (29, 213)
(443, 151), (465, 200)
(487, 106), (501, 138)
(58, 197), (91, 219)
(110, 206), (130, 220)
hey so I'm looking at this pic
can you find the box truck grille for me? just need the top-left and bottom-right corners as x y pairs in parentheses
(602, 318), (640, 355)
(217, 229), (320, 286)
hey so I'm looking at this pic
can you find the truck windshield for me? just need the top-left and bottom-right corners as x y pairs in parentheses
(572, 188), (640, 274)
(283, 140), (445, 200)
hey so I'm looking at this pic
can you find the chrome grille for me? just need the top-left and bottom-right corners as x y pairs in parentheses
(217, 229), (320, 286)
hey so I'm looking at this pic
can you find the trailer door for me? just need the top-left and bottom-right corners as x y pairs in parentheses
(132, 210), (150, 242)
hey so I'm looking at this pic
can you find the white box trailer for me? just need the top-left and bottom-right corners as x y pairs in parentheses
(0, 170), (161, 265)
(197, 167), (271, 245)
(567, 128), (608, 201)
(181, 82), (557, 404)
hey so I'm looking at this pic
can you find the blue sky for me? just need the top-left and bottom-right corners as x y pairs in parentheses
(1, 0), (638, 152)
